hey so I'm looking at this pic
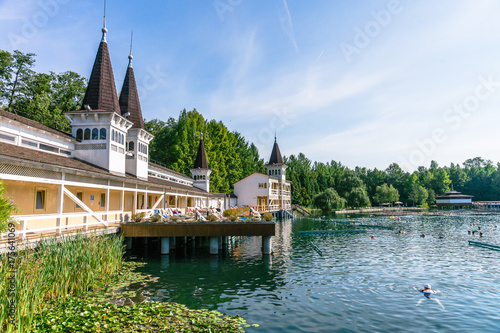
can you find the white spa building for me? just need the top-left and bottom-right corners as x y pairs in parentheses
(0, 23), (291, 240)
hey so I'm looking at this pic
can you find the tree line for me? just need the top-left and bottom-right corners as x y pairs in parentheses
(287, 154), (500, 211)
(2, 50), (500, 211)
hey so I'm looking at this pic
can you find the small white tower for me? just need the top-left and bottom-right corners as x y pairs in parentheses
(65, 20), (132, 176)
(190, 133), (211, 192)
(266, 136), (287, 181)
(120, 33), (153, 180)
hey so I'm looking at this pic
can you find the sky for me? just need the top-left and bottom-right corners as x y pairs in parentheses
(2, 0), (500, 172)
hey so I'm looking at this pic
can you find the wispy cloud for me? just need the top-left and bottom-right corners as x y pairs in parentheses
(279, 0), (298, 52)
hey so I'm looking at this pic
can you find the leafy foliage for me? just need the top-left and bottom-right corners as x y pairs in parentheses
(312, 188), (346, 213)
(146, 109), (265, 193)
(0, 181), (16, 232)
(0, 49), (87, 132)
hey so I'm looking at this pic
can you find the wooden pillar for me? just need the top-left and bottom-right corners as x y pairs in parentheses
(120, 188), (125, 221)
(209, 236), (219, 255)
(56, 183), (64, 236)
(262, 236), (272, 255)
(125, 237), (133, 250)
(161, 237), (170, 255)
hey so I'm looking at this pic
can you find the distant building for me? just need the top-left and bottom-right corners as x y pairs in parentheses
(233, 137), (292, 214)
(436, 190), (473, 209)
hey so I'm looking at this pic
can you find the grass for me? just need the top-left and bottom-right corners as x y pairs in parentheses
(0, 233), (252, 332)
(0, 233), (125, 332)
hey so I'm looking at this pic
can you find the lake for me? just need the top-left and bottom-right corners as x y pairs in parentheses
(128, 214), (500, 332)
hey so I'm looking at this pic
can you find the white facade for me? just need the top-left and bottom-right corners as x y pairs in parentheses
(233, 172), (291, 211)
(66, 111), (133, 177)
(0, 113), (75, 157)
(125, 128), (153, 180)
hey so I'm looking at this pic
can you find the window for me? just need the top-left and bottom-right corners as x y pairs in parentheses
(100, 193), (105, 208)
(35, 189), (46, 210)
(39, 143), (59, 153)
(100, 128), (106, 140)
(0, 132), (15, 142)
(128, 141), (134, 151)
(76, 191), (83, 209)
(121, 133), (124, 145)
(76, 129), (83, 141)
(111, 129), (115, 142)
(259, 183), (267, 189)
(22, 139), (37, 148)
(84, 128), (91, 140)
(92, 128), (98, 140)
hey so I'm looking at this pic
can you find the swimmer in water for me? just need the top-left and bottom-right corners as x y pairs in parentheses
(414, 284), (444, 309)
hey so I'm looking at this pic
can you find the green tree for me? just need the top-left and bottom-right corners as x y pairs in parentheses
(347, 186), (370, 208)
(312, 188), (346, 213)
(373, 184), (399, 205)
(408, 184), (428, 206)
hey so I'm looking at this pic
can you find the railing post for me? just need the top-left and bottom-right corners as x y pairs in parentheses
(84, 215), (88, 232)
(22, 219), (27, 241)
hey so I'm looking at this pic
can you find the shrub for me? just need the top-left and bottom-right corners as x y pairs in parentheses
(207, 214), (218, 222)
(230, 215), (238, 222)
(131, 213), (144, 222)
(0, 180), (17, 233)
(170, 216), (179, 222)
(263, 212), (273, 221)
(150, 214), (161, 222)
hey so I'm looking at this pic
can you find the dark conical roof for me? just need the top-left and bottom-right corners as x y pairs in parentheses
(193, 136), (208, 169)
(80, 38), (121, 114)
(268, 138), (283, 165)
(119, 62), (144, 129)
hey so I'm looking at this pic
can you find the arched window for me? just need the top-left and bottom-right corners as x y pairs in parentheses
(84, 128), (91, 140)
(121, 133), (124, 145)
(92, 128), (98, 140)
(129, 141), (134, 151)
(111, 130), (115, 142)
(144, 145), (147, 155)
(100, 128), (106, 140)
(76, 129), (83, 141)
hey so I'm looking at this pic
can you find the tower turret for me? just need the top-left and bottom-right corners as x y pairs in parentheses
(190, 133), (211, 192)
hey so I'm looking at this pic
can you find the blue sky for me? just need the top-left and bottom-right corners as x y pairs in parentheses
(2, 0), (500, 171)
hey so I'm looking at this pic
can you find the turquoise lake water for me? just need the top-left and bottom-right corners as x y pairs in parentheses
(128, 214), (500, 332)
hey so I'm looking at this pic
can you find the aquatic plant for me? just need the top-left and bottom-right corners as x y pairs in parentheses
(0, 233), (125, 332)
(32, 297), (251, 332)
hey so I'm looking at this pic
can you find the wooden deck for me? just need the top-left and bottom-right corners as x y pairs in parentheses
(121, 221), (275, 237)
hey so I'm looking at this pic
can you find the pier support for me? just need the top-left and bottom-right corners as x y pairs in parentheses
(222, 236), (228, 245)
(169, 237), (176, 250)
(210, 236), (219, 255)
(161, 237), (170, 255)
(218, 236), (223, 250)
(262, 236), (272, 255)
(125, 237), (132, 250)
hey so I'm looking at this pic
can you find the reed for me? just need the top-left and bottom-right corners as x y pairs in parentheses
(0, 233), (125, 332)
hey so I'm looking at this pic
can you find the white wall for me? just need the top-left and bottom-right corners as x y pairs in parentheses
(234, 173), (270, 207)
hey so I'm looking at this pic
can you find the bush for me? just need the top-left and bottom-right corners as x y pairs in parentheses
(207, 214), (218, 222)
(230, 215), (238, 222)
(131, 213), (144, 222)
(263, 212), (273, 221)
(150, 215), (161, 222)
(0, 180), (17, 233)
(170, 216), (179, 222)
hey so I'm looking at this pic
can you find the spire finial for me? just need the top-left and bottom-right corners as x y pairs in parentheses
(128, 30), (134, 68)
(101, 0), (107, 42)
(451, 182), (454, 192)
(274, 129), (277, 143)
(200, 131), (203, 141)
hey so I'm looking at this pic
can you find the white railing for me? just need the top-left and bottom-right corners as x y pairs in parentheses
(2, 210), (122, 241)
